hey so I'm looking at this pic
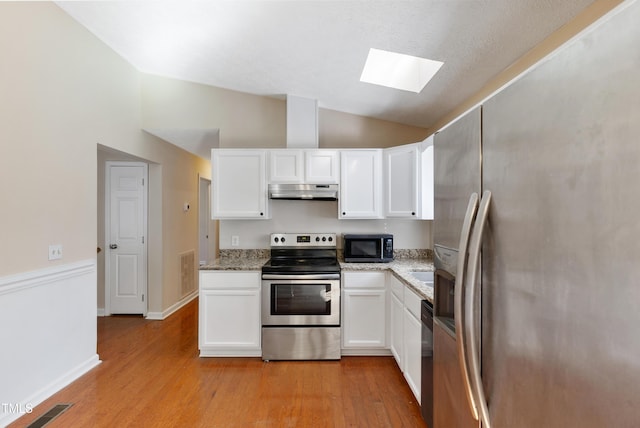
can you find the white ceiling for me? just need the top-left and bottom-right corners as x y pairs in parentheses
(56, 0), (595, 130)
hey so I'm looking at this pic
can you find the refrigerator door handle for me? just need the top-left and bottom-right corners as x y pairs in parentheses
(465, 190), (492, 428)
(454, 192), (480, 421)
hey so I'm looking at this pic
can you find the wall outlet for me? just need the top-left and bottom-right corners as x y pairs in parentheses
(231, 236), (240, 247)
(48, 244), (63, 260)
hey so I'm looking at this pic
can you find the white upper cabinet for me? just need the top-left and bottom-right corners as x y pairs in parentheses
(383, 136), (434, 219)
(304, 150), (340, 183)
(269, 149), (304, 183)
(212, 149), (270, 219)
(269, 149), (339, 184)
(339, 149), (384, 219)
(384, 144), (419, 217)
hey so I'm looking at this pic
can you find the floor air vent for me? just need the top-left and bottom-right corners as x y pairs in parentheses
(180, 250), (196, 297)
(27, 403), (73, 428)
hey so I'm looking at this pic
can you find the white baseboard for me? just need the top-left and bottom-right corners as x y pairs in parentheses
(97, 307), (106, 317)
(340, 348), (393, 356)
(146, 290), (198, 320)
(0, 355), (101, 427)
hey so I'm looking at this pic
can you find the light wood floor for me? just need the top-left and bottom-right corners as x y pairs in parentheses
(12, 299), (427, 427)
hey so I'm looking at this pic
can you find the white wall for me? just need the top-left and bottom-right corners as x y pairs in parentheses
(219, 200), (432, 251)
(0, 262), (99, 427)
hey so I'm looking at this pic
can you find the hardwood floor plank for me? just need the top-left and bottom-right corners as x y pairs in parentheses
(11, 299), (427, 428)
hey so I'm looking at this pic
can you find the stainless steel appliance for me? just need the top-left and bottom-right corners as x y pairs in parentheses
(268, 183), (339, 200)
(433, 3), (640, 427)
(261, 233), (341, 360)
(343, 233), (393, 263)
(421, 300), (434, 428)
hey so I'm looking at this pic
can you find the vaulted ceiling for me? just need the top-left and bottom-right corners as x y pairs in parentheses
(56, 1), (596, 130)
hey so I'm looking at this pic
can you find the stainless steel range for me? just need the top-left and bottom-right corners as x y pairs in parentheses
(261, 233), (341, 361)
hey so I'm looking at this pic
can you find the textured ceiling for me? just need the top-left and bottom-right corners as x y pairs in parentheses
(56, 0), (596, 130)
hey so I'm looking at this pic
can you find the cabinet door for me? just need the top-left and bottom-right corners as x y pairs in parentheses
(384, 144), (419, 217)
(390, 291), (404, 369)
(403, 306), (422, 404)
(212, 149), (268, 219)
(305, 150), (339, 183)
(269, 149), (304, 183)
(339, 150), (383, 219)
(199, 271), (261, 357)
(342, 288), (387, 348)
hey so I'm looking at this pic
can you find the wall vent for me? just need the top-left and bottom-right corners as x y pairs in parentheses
(180, 250), (196, 297)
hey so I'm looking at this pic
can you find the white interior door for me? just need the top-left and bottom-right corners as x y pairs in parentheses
(106, 162), (148, 315)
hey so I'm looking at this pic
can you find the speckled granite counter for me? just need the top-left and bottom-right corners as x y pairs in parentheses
(200, 249), (435, 302)
(199, 249), (269, 271)
(340, 258), (434, 303)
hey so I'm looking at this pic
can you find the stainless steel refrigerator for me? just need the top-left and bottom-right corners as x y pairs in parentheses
(432, 2), (640, 427)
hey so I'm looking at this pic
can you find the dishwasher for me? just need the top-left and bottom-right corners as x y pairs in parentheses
(421, 300), (434, 428)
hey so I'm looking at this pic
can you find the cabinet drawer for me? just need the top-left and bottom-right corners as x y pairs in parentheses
(342, 271), (386, 289)
(404, 286), (422, 319)
(199, 271), (260, 289)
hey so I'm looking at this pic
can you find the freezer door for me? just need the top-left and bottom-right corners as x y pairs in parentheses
(433, 321), (478, 428)
(482, 3), (640, 427)
(433, 106), (482, 250)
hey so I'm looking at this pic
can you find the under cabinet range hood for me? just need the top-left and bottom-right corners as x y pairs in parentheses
(269, 183), (338, 200)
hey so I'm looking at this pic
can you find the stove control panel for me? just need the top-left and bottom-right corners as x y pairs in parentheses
(270, 233), (336, 247)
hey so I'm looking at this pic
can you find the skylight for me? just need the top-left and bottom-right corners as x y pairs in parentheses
(360, 48), (444, 93)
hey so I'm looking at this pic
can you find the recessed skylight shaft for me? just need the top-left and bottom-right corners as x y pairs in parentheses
(360, 48), (444, 93)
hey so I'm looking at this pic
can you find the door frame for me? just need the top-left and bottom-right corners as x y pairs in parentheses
(104, 161), (149, 316)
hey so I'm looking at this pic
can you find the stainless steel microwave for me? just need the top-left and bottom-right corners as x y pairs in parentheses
(343, 234), (393, 263)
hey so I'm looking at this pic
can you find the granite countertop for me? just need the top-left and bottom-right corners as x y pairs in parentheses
(340, 258), (434, 302)
(200, 249), (435, 302)
(199, 249), (270, 271)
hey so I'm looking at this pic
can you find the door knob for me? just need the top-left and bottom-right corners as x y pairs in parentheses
(109, 244), (118, 249)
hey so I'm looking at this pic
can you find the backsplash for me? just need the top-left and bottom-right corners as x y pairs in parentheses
(219, 200), (433, 250)
(218, 248), (432, 261)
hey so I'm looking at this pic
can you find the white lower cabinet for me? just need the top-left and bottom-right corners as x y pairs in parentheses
(389, 285), (405, 369)
(403, 287), (423, 404)
(199, 271), (261, 357)
(388, 272), (423, 404)
(341, 271), (388, 353)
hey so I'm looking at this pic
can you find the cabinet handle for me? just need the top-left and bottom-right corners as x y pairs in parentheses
(411, 212), (416, 216)
(260, 212), (264, 216)
(342, 212), (346, 216)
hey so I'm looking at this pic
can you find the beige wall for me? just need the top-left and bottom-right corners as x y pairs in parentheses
(0, 2), (131, 276)
(318, 108), (429, 148)
(141, 74), (430, 149)
(0, 2), (209, 315)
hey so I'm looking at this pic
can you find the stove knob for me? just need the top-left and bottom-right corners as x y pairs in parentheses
(274, 237), (279, 243)
(316, 237), (320, 242)
(322, 237), (327, 242)
(328, 236), (333, 242)
(281, 237), (286, 243)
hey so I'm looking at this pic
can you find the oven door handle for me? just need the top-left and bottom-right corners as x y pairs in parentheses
(261, 274), (341, 280)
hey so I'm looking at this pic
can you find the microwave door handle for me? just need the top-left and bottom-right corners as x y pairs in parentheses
(455, 192), (480, 421)
(465, 190), (492, 428)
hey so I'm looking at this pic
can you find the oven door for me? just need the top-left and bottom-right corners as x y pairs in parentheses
(261, 275), (340, 326)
